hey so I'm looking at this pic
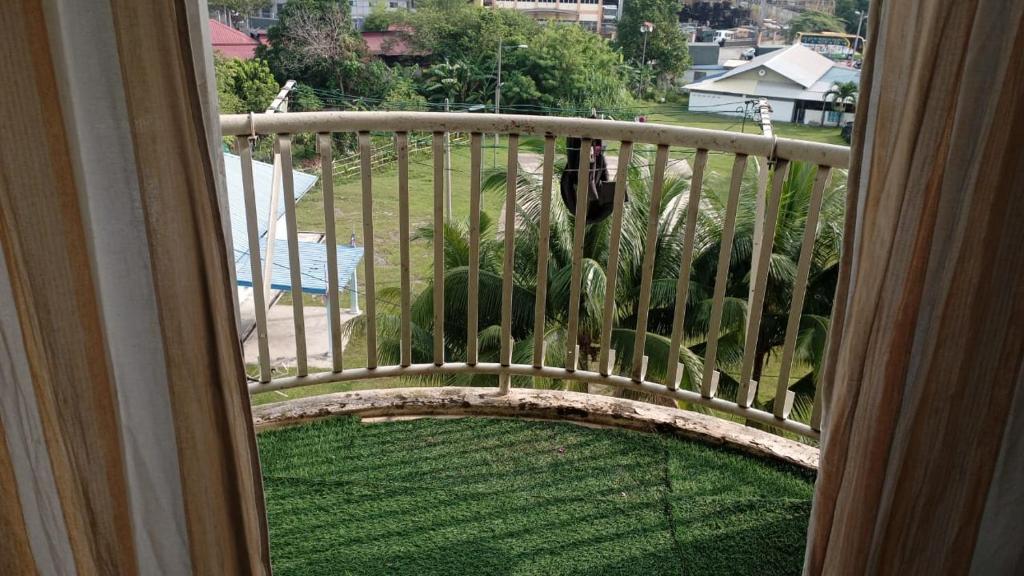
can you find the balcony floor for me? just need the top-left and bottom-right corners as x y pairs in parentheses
(258, 416), (814, 575)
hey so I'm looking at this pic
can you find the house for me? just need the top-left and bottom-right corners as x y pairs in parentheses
(684, 44), (860, 125)
(246, 0), (411, 32)
(679, 42), (726, 85)
(362, 26), (430, 64)
(208, 19), (259, 59)
(482, 0), (616, 37)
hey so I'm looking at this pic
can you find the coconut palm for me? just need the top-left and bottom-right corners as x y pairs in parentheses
(824, 81), (858, 127)
(685, 161), (845, 411)
(355, 143), (845, 423)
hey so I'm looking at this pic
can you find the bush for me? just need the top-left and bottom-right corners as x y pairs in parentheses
(215, 56), (279, 113)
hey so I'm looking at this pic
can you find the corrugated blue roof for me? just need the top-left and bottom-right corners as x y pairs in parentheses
(224, 152), (363, 294)
(235, 238), (363, 295)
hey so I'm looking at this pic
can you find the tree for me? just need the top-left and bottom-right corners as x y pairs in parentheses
(787, 10), (846, 41)
(363, 2), (408, 32)
(616, 0), (691, 83)
(824, 81), (858, 126)
(214, 55), (279, 113)
(519, 25), (633, 112)
(259, 0), (368, 93)
(382, 76), (429, 111)
(685, 161), (845, 414)
(834, 0), (870, 35)
(360, 146), (845, 424)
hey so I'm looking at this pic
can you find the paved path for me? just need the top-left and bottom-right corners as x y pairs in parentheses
(238, 229), (359, 371)
(517, 153), (692, 181)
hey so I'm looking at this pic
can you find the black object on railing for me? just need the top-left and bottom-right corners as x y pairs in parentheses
(561, 136), (620, 224)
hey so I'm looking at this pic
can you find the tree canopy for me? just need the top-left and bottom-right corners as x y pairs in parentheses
(834, 0), (870, 35)
(214, 56), (279, 113)
(616, 0), (691, 80)
(257, 0), (660, 113)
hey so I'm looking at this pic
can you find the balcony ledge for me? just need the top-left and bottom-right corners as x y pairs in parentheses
(253, 387), (819, 471)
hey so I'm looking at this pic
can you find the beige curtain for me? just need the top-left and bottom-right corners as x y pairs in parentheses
(0, 0), (269, 574)
(806, 0), (1024, 573)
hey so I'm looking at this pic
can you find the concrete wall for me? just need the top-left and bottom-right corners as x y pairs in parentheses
(688, 91), (796, 123)
(802, 108), (856, 126)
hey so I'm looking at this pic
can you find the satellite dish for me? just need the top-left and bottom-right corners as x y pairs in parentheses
(560, 137), (619, 224)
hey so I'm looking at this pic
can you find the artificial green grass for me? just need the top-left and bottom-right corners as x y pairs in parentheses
(258, 416), (815, 575)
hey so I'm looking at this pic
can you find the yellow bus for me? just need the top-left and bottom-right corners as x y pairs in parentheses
(795, 31), (864, 59)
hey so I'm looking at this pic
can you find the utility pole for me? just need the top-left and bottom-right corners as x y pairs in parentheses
(853, 10), (866, 54)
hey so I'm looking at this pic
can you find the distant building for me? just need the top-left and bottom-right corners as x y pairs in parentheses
(683, 44), (859, 125)
(483, 0), (620, 37)
(246, 0), (411, 32)
(680, 43), (726, 85)
(362, 26), (430, 64)
(209, 19), (260, 60)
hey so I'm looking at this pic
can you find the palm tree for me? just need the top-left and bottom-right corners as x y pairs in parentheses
(685, 161), (845, 412)
(824, 81), (858, 127)
(355, 143), (845, 425)
(494, 143), (706, 392)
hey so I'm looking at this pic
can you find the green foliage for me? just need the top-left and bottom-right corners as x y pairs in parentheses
(289, 83), (324, 112)
(257, 1), (636, 113)
(421, 59), (488, 103)
(834, 0), (870, 34)
(259, 0), (367, 92)
(214, 56), (279, 113)
(520, 24), (633, 112)
(259, 416), (815, 575)
(824, 81), (858, 126)
(616, 0), (692, 79)
(405, 0), (538, 60)
(787, 10), (847, 41)
(362, 1), (408, 32)
(382, 76), (429, 111)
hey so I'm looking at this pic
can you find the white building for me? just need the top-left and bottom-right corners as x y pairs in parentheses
(683, 44), (860, 125)
(247, 0), (410, 32)
(487, 0), (617, 36)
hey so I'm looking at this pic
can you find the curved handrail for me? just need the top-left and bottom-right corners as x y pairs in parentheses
(219, 111), (850, 168)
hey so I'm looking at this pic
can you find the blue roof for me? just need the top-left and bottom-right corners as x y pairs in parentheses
(224, 152), (364, 294)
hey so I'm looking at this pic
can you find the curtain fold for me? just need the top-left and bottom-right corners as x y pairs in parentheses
(0, 0), (270, 573)
(806, 0), (1024, 573)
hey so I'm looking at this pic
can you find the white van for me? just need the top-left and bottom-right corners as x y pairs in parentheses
(713, 30), (735, 43)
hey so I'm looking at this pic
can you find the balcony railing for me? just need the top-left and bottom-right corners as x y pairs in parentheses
(220, 111), (849, 440)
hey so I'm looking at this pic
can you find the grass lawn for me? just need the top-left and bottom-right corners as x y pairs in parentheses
(253, 106), (844, 413)
(258, 416), (815, 576)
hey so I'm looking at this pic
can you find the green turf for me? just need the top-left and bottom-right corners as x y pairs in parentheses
(258, 416), (815, 575)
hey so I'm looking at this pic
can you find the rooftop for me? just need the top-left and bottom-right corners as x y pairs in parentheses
(685, 44), (860, 102)
(209, 19), (258, 59)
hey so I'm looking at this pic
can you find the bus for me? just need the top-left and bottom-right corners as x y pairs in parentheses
(795, 31), (864, 59)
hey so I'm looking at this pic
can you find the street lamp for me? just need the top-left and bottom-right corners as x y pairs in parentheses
(637, 22), (654, 96)
(853, 10), (866, 53)
(494, 40), (528, 166)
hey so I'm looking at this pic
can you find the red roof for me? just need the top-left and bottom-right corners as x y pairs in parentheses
(209, 19), (258, 59)
(362, 30), (428, 57)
